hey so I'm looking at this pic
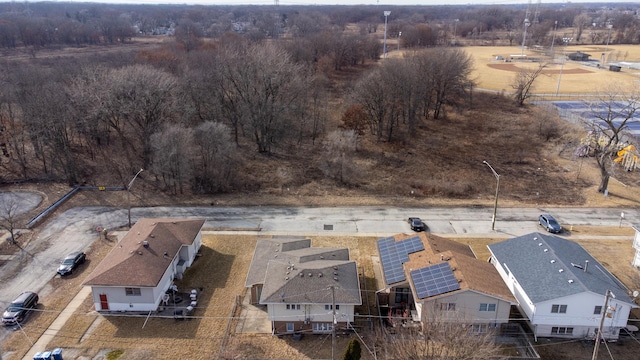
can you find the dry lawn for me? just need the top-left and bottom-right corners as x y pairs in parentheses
(3, 231), (639, 360)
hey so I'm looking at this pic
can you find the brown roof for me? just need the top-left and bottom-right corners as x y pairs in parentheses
(397, 233), (514, 303)
(83, 218), (204, 287)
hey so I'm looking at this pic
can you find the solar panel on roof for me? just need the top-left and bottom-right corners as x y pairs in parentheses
(411, 262), (460, 299)
(378, 236), (425, 285)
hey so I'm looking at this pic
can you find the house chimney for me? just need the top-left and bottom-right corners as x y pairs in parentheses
(143, 241), (149, 248)
(584, 260), (589, 272)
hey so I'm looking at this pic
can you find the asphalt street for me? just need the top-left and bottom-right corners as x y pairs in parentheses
(1, 196), (639, 344)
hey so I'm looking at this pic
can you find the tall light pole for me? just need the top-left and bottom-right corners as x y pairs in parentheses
(603, 24), (613, 65)
(521, 18), (530, 56)
(483, 161), (500, 231)
(550, 20), (558, 58)
(453, 19), (459, 46)
(127, 168), (144, 228)
(555, 37), (572, 96)
(383, 11), (391, 59)
(397, 31), (401, 52)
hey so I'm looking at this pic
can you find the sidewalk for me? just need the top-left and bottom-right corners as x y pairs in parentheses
(22, 287), (92, 360)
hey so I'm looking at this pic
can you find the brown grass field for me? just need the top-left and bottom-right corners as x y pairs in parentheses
(3, 44), (640, 359)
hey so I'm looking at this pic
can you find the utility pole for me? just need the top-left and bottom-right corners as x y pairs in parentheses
(592, 289), (614, 360)
(331, 285), (336, 360)
(127, 168), (144, 228)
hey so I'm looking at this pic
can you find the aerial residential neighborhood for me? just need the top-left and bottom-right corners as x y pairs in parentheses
(1, 1), (640, 359)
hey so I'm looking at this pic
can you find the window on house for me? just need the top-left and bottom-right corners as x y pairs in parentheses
(313, 323), (333, 332)
(440, 303), (456, 311)
(551, 327), (574, 335)
(594, 306), (602, 315)
(551, 304), (567, 313)
(479, 303), (496, 312)
(125, 287), (141, 296)
(286, 323), (294, 332)
(470, 324), (488, 334)
(286, 304), (300, 310)
(324, 305), (340, 310)
(395, 288), (410, 304)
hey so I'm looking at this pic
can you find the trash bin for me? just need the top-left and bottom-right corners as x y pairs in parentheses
(52, 348), (63, 360)
(41, 351), (52, 360)
(33, 352), (44, 360)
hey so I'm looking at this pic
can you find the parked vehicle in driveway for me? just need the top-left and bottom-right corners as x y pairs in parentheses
(2, 291), (38, 325)
(539, 214), (562, 233)
(57, 251), (86, 276)
(408, 217), (427, 232)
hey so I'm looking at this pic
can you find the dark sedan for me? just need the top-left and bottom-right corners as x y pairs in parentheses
(57, 251), (86, 276)
(539, 214), (562, 233)
(408, 217), (427, 232)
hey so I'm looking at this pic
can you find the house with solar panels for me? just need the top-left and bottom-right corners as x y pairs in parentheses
(488, 232), (638, 340)
(375, 233), (515, 331)
(245, 236), (362, 335)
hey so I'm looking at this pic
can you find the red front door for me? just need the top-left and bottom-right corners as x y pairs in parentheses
(99, 294), (109, 310)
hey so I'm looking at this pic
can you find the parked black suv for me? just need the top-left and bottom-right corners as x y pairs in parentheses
(2, 291), (39, 325)
(408, 217), (427, 232)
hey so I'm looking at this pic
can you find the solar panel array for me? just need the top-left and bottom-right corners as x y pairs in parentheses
(410, 262), (460, 299)
(378, 236), (424, 285)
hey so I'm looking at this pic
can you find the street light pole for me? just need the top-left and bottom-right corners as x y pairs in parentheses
(483, 161), (500, 231)
(555, 37), (572, 96)
(397, 31), (401, 52)
(550, 20), (558, 58)
(453, 19), (459, 46)
(127, 168), (144, 228)
(383, 11), (391, 59)
(603, 24), (613, 65)
(521, 18), (530, 56)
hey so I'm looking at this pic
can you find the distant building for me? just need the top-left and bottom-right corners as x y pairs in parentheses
(567, 51), (591, 61)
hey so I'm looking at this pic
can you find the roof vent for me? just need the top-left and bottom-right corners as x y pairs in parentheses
(334, 277), (338, 281)
(538, 243), (543, 246)
(571, 263), (583, 269)
(533, 237), (538, 241)
(150, 234), (155, 238)
(299, 272), (304, 277)
(137, 251), (143, 255)
(550, 260), (556, 263)
(334, 272), (338, 276)
(559, 269), (564, 273)
(320, 256), (324, 259)
(457, 279), (462, 282)
(333, 266), (338, 270)
(544, 249), (548, 252)
(143, 241), (149, 248)
(318, 273), (323, 277)
(451, 267), (456, 271)
(308, 273), (312, 277)
(285, 277), (289, 280)
(568, 279), (574, 283)
(163, 252), (169, 257)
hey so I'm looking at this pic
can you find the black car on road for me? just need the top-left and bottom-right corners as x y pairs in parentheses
(408, 217), (427, 232)
(57, 251), (86, 276)
(2, 291), (38, 326)
(539, 214), (562, 233)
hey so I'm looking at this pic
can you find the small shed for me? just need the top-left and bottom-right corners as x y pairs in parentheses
(567, 51), (591, 61)
(609, 65), (622, 72)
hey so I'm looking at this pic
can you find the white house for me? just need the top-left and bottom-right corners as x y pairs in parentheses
(632, 225), (640, 268)
(83, 218), (205, 312)
(245, 236), (361, 334)
(376, 233), (515, 332)
(488, 232), (638, 340)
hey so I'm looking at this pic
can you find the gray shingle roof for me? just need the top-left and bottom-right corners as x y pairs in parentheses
(488, 232), (635, 304)
(260, 260), (361, 305)
(244, 237), (349, 287)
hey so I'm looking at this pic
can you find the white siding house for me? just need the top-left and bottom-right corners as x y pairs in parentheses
(632, 225), (640, 268)
(488, 232), (637, 340)
(83, 218), (204, 312)
(245, 236), (361, 334)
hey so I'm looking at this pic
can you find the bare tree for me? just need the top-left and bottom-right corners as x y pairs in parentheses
(573, 13), (592, 43)
(581, 85), (640, 192)
(511, 63), (547, 107)
(150, 125), (194, 195)
(192, 121), (237, 193)
(0, 193), (21, 246)
(384, 309), (502, 359)
(321, 130), (360, 185)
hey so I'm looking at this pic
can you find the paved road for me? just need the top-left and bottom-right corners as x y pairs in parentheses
(1, 203), (639, 344)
